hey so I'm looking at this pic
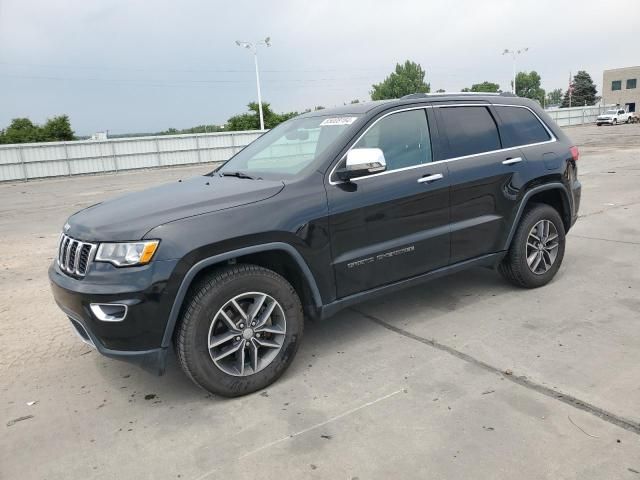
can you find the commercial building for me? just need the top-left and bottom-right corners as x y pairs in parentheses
(602, 66), (639, 113)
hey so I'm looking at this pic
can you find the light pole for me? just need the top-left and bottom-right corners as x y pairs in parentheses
(502, 48), (528, 95)
(235, 37), (271, 131)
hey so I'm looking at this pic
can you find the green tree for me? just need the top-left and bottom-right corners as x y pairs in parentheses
(515, 71), (545, 105)
(435, 88), (446, 93)
(561, 71), (597, 107)
(464, 81), (500, 93)
(0, 115), (76, 144)
(370, 60), (430, 100)
(226, 102), (298, 131)
(0, 118), (43, 144)
(42, 115), (74, 141)
(546, 88), (563, 106)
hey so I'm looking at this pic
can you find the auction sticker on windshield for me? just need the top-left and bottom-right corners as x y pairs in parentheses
(320, 117), (358, 126)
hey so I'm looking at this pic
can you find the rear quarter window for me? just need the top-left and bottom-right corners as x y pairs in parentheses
(495, 106), (551, 148)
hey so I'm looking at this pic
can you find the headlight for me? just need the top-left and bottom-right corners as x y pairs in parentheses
(95, 240), (159, 267)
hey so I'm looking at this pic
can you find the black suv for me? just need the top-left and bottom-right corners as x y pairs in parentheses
(49, 93), (581, 396)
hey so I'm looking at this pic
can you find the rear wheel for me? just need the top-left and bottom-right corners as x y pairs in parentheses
(499, 204), (566, 288)
(175, 264), (304, 397)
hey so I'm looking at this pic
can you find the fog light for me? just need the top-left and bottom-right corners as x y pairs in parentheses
(90, 303), (128, 322)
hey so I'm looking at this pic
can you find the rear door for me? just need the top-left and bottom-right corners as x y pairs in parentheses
(434, 104), (527, 263)
(326, 107), (451, 298)
(492, 103), (556, 229)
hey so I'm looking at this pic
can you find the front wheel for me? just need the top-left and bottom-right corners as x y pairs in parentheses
(499, 204), (566, 288)
(175, 264), (304, 397)
(613, 118), (618, 125)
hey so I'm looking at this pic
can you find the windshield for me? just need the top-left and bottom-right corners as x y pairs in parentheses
(217, 115), (359, 177)
(604, 110), (618, 114)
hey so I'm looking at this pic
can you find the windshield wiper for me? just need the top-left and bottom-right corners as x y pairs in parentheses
(219, 171), (258, 180)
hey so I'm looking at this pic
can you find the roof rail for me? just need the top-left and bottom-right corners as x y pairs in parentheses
(402, 92), (516, 99)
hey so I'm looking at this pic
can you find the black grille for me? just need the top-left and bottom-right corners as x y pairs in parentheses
(57, 234), (97, 277)
(78, 244), (92, 273)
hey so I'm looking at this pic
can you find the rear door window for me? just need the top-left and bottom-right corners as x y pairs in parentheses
(495, 106), (551, 148)
(437, 106), (501, 159)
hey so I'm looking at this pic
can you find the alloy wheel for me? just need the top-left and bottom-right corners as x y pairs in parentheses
(526, 219), (560, 275)
(207, 292), (286, 376)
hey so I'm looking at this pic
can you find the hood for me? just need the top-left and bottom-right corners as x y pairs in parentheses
(66, 175), (285, 241)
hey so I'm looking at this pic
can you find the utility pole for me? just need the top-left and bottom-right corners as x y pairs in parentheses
(235, 37), (271, 131)
(502, 48), (529, 95)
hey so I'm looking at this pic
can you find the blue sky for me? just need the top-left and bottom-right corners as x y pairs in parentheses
(1, 0), (638, 135)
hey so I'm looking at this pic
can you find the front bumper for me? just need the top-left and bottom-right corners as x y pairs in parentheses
(596, 118), (614, 124)
(48, 258), (179, 374)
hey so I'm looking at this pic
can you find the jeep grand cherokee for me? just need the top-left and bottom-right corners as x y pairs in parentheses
(49, 93), (581, 396)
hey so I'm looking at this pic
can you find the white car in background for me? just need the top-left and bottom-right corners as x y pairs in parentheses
(596, 108), (633, 126)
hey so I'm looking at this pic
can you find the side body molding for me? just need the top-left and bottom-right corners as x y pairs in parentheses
(161, 242), (323, 348)
(503, 182), (571, 250)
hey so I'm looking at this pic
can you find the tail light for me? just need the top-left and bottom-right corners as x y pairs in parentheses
(570, 146), (579, 162)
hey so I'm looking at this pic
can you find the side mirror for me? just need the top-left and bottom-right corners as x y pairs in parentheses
(336, 148), (386, 181)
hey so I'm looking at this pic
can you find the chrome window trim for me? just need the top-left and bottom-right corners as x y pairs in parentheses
(328, 103), (557, 185)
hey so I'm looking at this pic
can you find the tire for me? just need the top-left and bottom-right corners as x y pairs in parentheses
(175, 264), (304, 397)
(613, 118), (617, 125)
(596, 123), (602, 126)
(498, 204), (566, 288)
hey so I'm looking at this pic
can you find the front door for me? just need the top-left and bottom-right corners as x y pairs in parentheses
(326, 108), (451, 298)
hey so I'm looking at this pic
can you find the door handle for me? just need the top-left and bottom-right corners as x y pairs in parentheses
(417, 173), (444, 184)
(502, 157), (523, 165)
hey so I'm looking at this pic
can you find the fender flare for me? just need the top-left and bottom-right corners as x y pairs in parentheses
(503, 182), (571, 251)
(160, 242), (323, 347)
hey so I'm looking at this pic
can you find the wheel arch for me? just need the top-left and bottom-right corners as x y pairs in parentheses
(161, 242), (323, 348)
(503, 183), (571, 250)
